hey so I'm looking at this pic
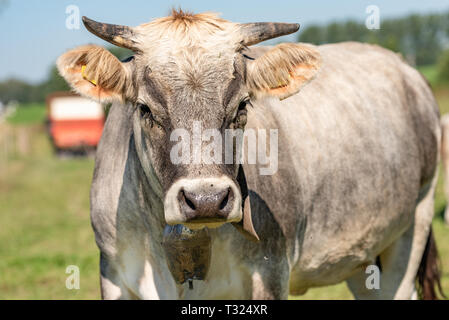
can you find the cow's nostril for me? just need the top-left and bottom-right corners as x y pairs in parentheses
(182, 190), (196, 210)
(219, 188), (230, 210)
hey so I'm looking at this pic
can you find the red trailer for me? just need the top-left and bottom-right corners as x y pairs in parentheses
(46, 92), (105, 154)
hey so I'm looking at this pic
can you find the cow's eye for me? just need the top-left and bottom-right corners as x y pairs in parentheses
(238, 99), (248, 111)
(138, 103), (155, 127)
(138, 103), (151, 116)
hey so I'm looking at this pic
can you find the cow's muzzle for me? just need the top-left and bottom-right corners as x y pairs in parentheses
(164, 176), (242, 228)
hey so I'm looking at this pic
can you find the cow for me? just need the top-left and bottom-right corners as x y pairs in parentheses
(57, 10), (444, 299)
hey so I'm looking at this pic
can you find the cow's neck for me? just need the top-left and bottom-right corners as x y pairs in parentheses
(129, 133), (166, 230)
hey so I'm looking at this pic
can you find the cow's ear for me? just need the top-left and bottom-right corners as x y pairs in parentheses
(57, 45), (130, 103)
(246, 43), (321, 100)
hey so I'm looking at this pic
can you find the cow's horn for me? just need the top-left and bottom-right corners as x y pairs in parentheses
(239, 22), (300, 46)
(82, 16), (140, 52)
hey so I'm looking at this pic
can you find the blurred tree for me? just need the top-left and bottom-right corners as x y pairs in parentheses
(298, 11), (449, 66)
(438, 49), (449, 83)
(446, 12), (449, 37)
(40, 65), (70, 96)
(299, 25), (326, 44)
(326, 22), (346, 43)
(0, 79), (33, 103)
(343, 21), (366, 42)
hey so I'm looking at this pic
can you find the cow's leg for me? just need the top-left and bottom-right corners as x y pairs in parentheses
(345, 262), (381, 299)
(251, 267), (290, 299)
(99, 248), (179, 300)
(248, 241), (290, 299)
(100, 253), (136, 300)
(347, 177), (437, 300)
(445, 205), (449, 226)
(346, 223), (417, 299)
(391, 175), (436, 299)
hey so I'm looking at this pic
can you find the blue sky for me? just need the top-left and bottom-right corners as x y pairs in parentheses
(1, 0), (448, 83)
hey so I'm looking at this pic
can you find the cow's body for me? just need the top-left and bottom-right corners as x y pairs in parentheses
(91, 42), (440, 299)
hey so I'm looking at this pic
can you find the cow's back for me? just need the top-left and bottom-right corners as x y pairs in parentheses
(242, 42), (440, 289)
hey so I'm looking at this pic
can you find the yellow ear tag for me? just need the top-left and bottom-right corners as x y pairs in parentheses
(276, 73), (292, 87)
(81, 65), (97, 86)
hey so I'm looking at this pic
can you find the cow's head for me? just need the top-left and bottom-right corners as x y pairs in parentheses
(57, 10), (321, 239)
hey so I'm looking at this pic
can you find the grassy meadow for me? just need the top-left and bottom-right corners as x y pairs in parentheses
(0, 67), (449, 299)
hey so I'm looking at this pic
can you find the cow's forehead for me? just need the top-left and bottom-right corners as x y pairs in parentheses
(160, 49), (237, 126)
(134, 12), (241, 52)
(134, 45), (238, 107)
(137, 32), (239, 81)
(133, 12), (241, 76)
(134, 43), (241, 112)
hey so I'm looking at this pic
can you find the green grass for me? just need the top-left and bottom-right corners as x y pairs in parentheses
(6, 103), (47, 125)
(1, 83), (449, 299)
(0, 124), (99, 299)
